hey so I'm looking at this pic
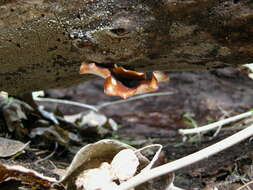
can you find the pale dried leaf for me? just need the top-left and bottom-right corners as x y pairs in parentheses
(59, 140), (173, 190)
(111, 149), (139, 181)
(64, 113), (83, 123)
(100, 162), (117, 181)
(79, 111), (107, 127)
(76, 168), (113, 190)
(59, 140), (149, 189)
(0, 98), (33, 132)
(0, 137), (29, 158)
(29, 125), (81, 147)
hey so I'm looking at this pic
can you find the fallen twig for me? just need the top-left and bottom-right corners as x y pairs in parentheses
(119, 124), (253, 190)
(179, 110), (253, 135)
(33, 97), (99, 112)
(236, 180), (253, 190)
(96, 91), (174, 111)
(35, 143), (58, 164)
(33, 91), (174, 112)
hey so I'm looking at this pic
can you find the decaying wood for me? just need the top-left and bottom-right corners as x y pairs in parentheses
(0, 0), (252, 94)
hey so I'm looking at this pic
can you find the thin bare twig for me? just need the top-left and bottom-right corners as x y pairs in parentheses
(119, 124), (253, 190)
(179, 110), (253, 135)
(237, 180), (253, 190)
(33, 97), (99, 112)
(35, 143), (58, 164)
(96, 91), (174, 111)
(34, 91), (174, 112)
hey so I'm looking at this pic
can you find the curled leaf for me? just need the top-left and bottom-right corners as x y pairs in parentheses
(0, 97), (34, 133)
(59, 139), (149, 188)
(59, 139), (173, 190)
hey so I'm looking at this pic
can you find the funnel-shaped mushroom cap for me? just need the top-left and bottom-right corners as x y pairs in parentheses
(79, 62), (169, 99)
(80, 62), (111, 79)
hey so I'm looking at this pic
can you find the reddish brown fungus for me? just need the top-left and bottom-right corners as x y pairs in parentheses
(104, 76), (137, 99)
(79, 62), (169, 99)
(80, 62), (111, 78)
(112, 65), (146, 80)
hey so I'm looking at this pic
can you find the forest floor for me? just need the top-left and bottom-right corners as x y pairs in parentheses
(0, 68), (253, 190)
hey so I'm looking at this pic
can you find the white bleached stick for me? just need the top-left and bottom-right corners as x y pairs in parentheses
(179, 110), (252, 135)
(119, 124), (253, 190)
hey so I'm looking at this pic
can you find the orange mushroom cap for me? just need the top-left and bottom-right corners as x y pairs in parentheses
(135, 75), (159, 95)
(112, 65), (146, 80)
(104, 76), (137, 99)
(79, 62), (111, 79)
(104, 74), (159, 99)
(79, 62), (169, 99)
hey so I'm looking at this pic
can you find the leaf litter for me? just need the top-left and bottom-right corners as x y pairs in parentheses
(0, 139), (175, 190)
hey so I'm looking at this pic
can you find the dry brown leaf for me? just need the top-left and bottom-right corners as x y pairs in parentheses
(0, 164), (57, 189)
(0, 97), (34, 133)
(0, 137), (29, 158)
(29, 125), (81, 147)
